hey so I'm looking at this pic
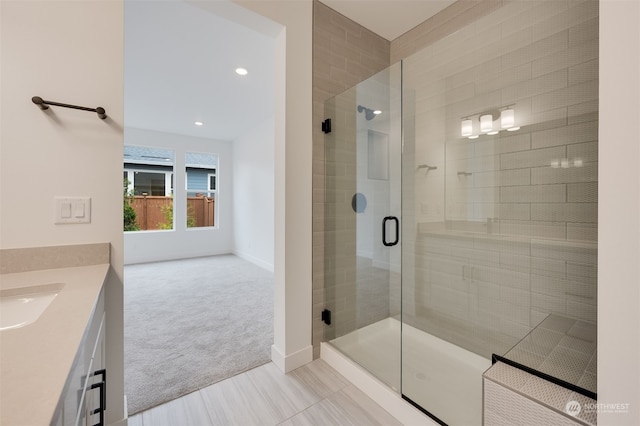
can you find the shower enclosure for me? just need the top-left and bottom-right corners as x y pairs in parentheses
(323, 1), (599, 424)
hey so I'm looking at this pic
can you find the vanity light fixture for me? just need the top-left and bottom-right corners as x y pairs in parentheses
(461, 106), (520, 139)
(373, 110), (382, 115)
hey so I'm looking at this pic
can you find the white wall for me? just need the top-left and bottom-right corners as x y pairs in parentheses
(123, 127), (234, 265)
(231, 0), (314, 371)
(0, 1), (125, 423)
(232, 117), (275, 271)
(599, 0), (640, 424)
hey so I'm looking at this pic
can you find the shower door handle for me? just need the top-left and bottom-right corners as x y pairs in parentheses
(382, 216), (399, 247)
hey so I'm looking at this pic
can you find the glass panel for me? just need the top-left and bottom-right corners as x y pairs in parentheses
(123, 146), (174, 231)
(185, 152), (217, 228)
(401, 0), (598, 424)
(324, 63), (402, 391)
(132, 172), (165, 195)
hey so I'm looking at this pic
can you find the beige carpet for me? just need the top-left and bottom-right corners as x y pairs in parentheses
(124, 254), (273, 415)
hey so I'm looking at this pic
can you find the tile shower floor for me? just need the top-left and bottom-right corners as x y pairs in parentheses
(127, 359), (402, 426)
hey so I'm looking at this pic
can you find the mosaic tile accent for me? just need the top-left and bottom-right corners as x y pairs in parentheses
(569, 391), (599, 425)
(502, 314), (597, 395)
(484, 377), (590, 426)
(520, 374), (574, 412)
(483, 360), (531, 390)
(484, 362), (596, 426)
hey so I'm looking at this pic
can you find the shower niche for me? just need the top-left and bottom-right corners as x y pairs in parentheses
(323, 0), (598, 424)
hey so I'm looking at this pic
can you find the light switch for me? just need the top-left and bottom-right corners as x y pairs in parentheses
(61, 202), (72, 218)
(73, 202), (85, 218)
(55, 197), (91, 224)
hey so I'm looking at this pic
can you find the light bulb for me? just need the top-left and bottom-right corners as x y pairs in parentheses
(461, 119), (473, 137)
(480, 114), (493, 133)
(501, 109), (515, 129)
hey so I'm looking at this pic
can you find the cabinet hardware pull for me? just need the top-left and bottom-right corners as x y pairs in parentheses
(90, 382), (105, 426)
(92, 369), (106, 410)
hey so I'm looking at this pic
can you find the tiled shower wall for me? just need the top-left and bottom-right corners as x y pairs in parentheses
(403, 0), (598, 357)
(312, 0), (389, 358)
(312, 0), (503, 358)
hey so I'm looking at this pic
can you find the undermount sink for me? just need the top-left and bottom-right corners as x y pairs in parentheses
(0, 283), (65, 331)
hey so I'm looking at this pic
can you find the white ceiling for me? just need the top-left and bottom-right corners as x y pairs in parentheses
(124, 0), (276, 141)
(124, 0), (453, 141)
(319, 0), (456, 41)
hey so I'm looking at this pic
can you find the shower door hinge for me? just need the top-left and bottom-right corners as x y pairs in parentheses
(321, 309), (331, 325)
(321, 118), (332, 134)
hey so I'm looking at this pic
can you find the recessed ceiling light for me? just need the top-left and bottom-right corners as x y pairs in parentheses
(194, 121), (203, 126)
(235, 68), (248, 76)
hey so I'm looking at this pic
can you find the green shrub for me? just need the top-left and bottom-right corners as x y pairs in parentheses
(123, 179), (140, 231)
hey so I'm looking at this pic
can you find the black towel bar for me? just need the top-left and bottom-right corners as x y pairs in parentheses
(32, 96), (107, 119)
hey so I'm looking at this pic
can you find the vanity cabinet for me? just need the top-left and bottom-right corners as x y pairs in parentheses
(52, 286), (106, 426)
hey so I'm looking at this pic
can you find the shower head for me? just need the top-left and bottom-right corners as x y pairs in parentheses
(357, 104), (377, 121)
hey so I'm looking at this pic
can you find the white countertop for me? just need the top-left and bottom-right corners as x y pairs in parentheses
(0, 264), (109, 426)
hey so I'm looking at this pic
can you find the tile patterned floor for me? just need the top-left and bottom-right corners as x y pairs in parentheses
(128, 359), (403, 426)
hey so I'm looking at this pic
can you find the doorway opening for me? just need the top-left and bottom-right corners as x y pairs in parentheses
(123, 0), (279, 415)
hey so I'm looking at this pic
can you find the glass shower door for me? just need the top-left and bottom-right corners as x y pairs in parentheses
(323, 63), (402, 391)
(400, 1), (599, 424)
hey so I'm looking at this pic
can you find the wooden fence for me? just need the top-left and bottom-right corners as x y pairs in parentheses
(129, 195), (214, 230)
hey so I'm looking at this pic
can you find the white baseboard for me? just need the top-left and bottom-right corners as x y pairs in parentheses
(271, 344), (313, 373)
(321, 342), (436, 426)
(233, 250), (274, 272)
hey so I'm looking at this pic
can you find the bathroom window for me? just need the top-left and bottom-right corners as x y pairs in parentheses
(185, 152), (217, 228)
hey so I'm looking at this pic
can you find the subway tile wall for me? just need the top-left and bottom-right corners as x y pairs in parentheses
(403, 0), (598, 356)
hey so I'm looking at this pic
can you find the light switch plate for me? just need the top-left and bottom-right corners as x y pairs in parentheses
(55, 197), (91, 224)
